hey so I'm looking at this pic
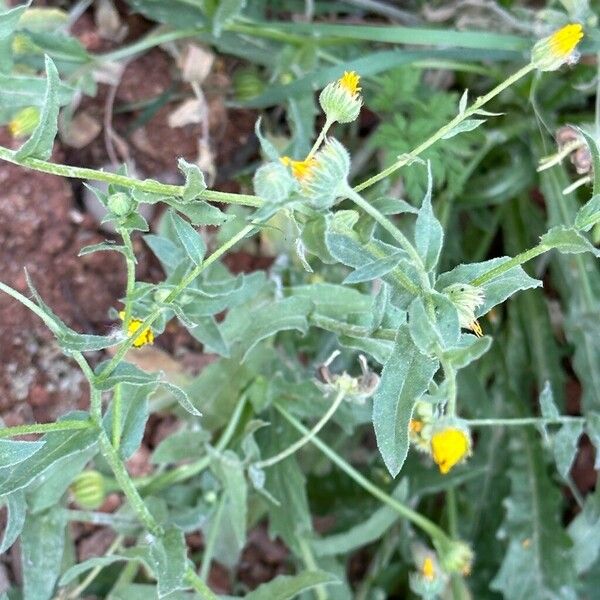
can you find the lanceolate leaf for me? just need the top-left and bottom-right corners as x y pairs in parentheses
(414, 163), (443, 271)
(147, 526), (188, 598)
(245, 570), (339, 600)
(15, 55), (60, 161)
(491, 431), (575, 599)
(0, 491), (26, 553)
(373, 325), (438, 477)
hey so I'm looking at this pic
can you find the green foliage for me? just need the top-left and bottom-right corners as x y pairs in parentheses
(0, 2), (598, 598)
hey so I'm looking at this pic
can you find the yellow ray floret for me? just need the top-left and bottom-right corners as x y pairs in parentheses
(338, 71), (361, 96)
(422, 557), (435, 581)
(430, 427), (471, 474)
(118, 310), (154, 347)
(549, 23), (584, 59)
(281, 156), (316, 180)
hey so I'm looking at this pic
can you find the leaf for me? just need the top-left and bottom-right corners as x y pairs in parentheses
(373, 325), (438, 477)
(342, 251), (405, 284)
(168, 209), (206, 266)
(491, 431), (575, 599)
(286, 283), (371, 317)
(441, 118), (486, 139)
(187, 316), (230, 357)
(568, 487), (600, 574)
(177, 158), (207, 203)
(0, 414), (96, 497)
(254, 117), (280, 161)
(586, 413), (600, 469)
(436, 257), (541, 316)
(59, 555), (133, 586)
(78, 241), (127, 257)
(0, 3), (27, 39)
(312, 481), (407, 556)
(408, 292), (460, 355)
(148, 526), (188, 598)
(144, 234), (185, 272)
(161, 381), (202, 416)
(167, 198), (229, 226)
(539, 381), (560, 420)
(95, 361), (158, 390)
(151, 430), (210, 465)
(551, 421), (583, 480)
(21, 506), (67, 600)
(0, 439), (45, 468)
(0, 491), (26, 553)
(212, 0), (246, 36)
(0, 72), (73, 108)
(245, 570), (339, 600)
(458, 89), (468, 114)
(575, 194), (600, 232)
(443, 334), (492, 369)
(414, 163), (443, 271)
(15, 55), (60, 161)
(540, 226), (600, 257)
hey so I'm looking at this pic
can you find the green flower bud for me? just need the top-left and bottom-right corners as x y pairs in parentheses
(107, 192), (134, 217)
(439, 539), (474, 576)
(319, 71), (362, 124)
(233, 67), (265, 102)
(253, 161), (297, 204)
(71, 470), (106, 510)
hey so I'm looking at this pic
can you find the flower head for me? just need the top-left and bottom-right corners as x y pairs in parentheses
(430, 425), (471, 474)
(532, 23), (584, 71)
(319, 71), (362, 123)
(119, 310), (154, 347)
(443, 283), (485, 337)
(71, 470), (106, 510)
(422, 556), (435, 581)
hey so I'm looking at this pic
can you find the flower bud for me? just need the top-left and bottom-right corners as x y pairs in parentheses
(440, 540), (474, 576)
(319, 71), (362, 124)
(443, 283), (485, 337)
(233, 67), (265, 102)
(9, 107), (40, 138)
(531, 23), (584, 72)
(107, 192), (135, 217)
(253, 161), (297, 204)
(71, 470), (106, 509)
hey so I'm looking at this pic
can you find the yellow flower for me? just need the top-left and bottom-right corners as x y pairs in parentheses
(469, 319), (483, 337)
(9, 107), (40, 138)
(338, 71), (361, 97)
(548, 23), (584, 59)
(422, 557), (435, 581)
(118, 310), (154, 347)
(430, 427), (471, 474)
(532, 23), (584, 71)
(280, 156), (316, 180)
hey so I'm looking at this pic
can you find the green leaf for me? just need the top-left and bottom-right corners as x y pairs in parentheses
(144, 234), (185, 272)
(78, 241), (127, 257)
(0, 491), (26, 553)
(0, 439), (45, 468)
(0, 73), (74, 109)
(551, 421), (583, 480)
(436, 257), (541, 315)
(168, 210), (206, 266)
(187, 316), (230, 357)
(148, 526), (188, 598)
(0, 3), (27, 39)
(540, 226), (600, 257)
(286, 283), (371, 317)
(408, 292), (460, 355)
(95, 361), (158, 390)
(59, 555), (133, 586)
(373, 325), (438, 477)
(586, 413), (600, 469)
(0, 414), (96, 496)
(443, 334), (491, 369)
(414, 163), (443, 271)
(166, 198), (229, 226)
(342, 251), (405, 284)
(491, 431), (575, 599)
(15, 55), (60, 161)
(441, 118), (486, 139)
(539, 381), (559, 419)
(21, 506), (67, 600)
(151, 430), (209, 465)
(575, 194), (600, 232)
(177, 158), (207, 203)
(245, 570), (339, 600)
(312, 481), (407, 556)
(210, 449), (247, 565)
(161, 381), (202, 416)
(212, 0), (246, 36)
(568, 487), (600, 574)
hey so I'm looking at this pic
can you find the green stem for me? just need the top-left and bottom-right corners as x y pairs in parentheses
(200, 494), (226, 581)
(298, 537), (328, 600)
(185, 567), (219, 600)
(466, 416), (584, 426)
(0, 146), (263, 208)
(470, 243), (546, 287)
(306, 117), (334, 160)
(354, 62), (535, 193)
(277, 405), (450, 546)
(98, 430), (163, 536)
(96, 223), (256, 385)
(0, 419), (93, 438)
(255, 390), (346, 469)
(112, 386), (122, 450)
(118, 227), (137, 331)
